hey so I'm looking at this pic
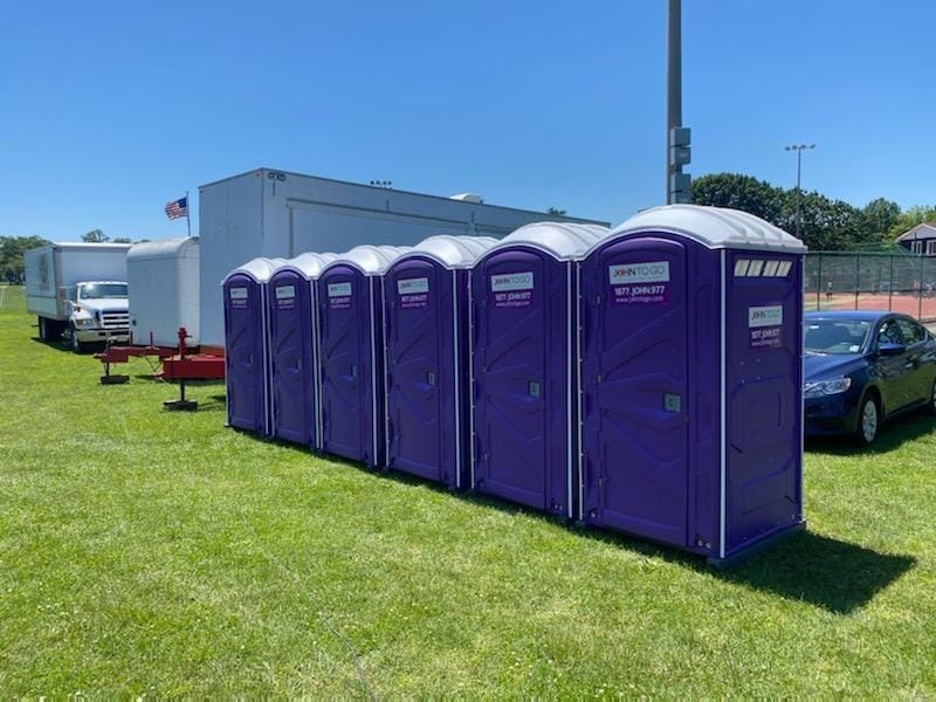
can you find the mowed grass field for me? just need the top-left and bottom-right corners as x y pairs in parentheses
(2, 284), (935, 698)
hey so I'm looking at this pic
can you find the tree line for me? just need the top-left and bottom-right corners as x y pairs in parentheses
(0, 236), (50, 284)
(690, 173), (935, 251)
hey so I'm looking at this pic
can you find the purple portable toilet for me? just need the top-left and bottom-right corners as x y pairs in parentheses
(579, 204), (806, 565)
(268, 252), (338, 448)
(317, 245), (410, 466)
(384, 235), (498, 488)
(471, 222), (609, 517)
(223, 257), (284, 435)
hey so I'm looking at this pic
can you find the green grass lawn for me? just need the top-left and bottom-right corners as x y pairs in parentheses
(2, 285), (935, 697)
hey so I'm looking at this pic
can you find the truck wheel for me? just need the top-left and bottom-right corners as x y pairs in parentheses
(70, 326), (87, 354)
(38, 317), (62, 342)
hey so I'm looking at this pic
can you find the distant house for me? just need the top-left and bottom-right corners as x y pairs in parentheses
(896, 222), (936, 255)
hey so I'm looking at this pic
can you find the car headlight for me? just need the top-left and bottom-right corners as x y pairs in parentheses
(804, 377), (852, 398)
(73, 315), (96, 327)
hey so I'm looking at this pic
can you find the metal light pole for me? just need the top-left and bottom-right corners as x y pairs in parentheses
(666, 0), (691, 204)
(784, 143), (815, 239)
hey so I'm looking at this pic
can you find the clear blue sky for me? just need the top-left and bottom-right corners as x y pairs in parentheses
(2, 0), (933, 242)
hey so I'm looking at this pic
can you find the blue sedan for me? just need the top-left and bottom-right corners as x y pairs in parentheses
(804, 310), (936, 444)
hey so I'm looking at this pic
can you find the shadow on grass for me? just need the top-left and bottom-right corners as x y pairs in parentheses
(220, 430), (918, 616)
(374, 467), (915, 615)
(713, 530), (915, 614)
(31, 335), (73, 352)
(565, 518), (915, 615)
(157, 381), (227, 412)
(807, 411), (936, 456)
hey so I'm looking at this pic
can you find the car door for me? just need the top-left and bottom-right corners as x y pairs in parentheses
(874, 317), (912, 413)
(895, 317), (935, 406)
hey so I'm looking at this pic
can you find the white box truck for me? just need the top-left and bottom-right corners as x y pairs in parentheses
(24, 242), (132, 352)
(197, 167), (608, 349)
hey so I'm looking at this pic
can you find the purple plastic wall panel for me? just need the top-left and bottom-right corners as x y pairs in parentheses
(318, 266), (384, 466)
(384, 258), (463, 486)
(268, 270), (315, 447)
(580, 237), (691, 547)
(472, 249), (573, 516)
(683, 246), (722, 554)
(224, 275), (270, 434)
(722, 252), (803, 557)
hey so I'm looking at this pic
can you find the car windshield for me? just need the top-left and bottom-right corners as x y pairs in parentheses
(79, 283), (128, 299)
(804, 318), (870, 354)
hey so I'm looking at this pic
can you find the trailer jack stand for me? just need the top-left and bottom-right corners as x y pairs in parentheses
(163, 378), (198, 411)
(100, 360), (129, 385)
(162, 328), (199, 411)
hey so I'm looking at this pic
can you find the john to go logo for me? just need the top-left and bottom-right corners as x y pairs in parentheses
(608, 261), (670, 284)
(491, 271), (534, 292)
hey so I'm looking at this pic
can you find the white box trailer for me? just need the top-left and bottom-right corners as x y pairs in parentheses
(24, 242), (131, 343)
(198, 168), (608, 348)
(127, 237), (200, 347)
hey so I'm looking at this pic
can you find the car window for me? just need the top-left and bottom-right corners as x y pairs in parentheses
(804, 319), (869, 354)
(877, 319), (904, 346)
(896, 318), (926, 345)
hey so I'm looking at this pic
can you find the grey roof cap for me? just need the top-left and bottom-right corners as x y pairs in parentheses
(223, 257), (286, 284)
(393, 234), (499, 269)
(606, 205), (806, 253)
(275, 252), (340, 280)
(323, 245), (412, 276)
(484, 221), (610, 261)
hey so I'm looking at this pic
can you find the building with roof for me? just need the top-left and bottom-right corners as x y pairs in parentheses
(896, 222), (936, 255)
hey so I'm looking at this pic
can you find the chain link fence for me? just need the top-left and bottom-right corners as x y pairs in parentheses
(805, 252), (936, 321)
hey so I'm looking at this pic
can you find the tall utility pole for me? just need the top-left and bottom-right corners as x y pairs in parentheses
(784, 143), (816, 240)
(667, 0), (691, 204)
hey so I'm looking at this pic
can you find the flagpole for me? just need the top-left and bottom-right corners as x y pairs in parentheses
(186, 189), (192, 237)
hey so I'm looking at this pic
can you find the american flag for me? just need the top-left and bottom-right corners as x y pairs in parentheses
(165, 196), (188, 220)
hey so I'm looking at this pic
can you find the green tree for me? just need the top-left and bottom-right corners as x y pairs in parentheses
(862, 197), (901, 244)
(0, 235), (51, 284)
(690, 173), (786, 223)
(691, 173), (907, 251)
(796, 194), (864, 251)
(81, 229), (109, 243)
(546, 207), (567, 216)
(112, 237), (132, 244)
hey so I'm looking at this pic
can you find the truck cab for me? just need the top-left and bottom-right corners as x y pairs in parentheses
(65, 280), (130, 352)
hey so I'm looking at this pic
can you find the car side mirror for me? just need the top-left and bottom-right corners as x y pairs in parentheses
(878, 342), (906, 357)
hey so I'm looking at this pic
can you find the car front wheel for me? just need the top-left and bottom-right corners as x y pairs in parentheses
(929, 378), (936, 416)
(856, 395), (879, 445)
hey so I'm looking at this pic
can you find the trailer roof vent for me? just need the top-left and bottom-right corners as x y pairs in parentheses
(449, 193), (484, 204)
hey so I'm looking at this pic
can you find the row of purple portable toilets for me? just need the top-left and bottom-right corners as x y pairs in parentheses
(223, 204), (808, 565)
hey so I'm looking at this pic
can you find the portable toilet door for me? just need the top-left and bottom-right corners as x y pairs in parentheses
(267, 252), (338, 448)
(579, 204), (806, 564)
(471, 222), (609, 517)
(383, 235), (497, 488)
(317, 245), (410, 466)
(223, 257), (281, 435)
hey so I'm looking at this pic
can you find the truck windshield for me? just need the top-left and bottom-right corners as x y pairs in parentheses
(79, 283), (128, 299)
